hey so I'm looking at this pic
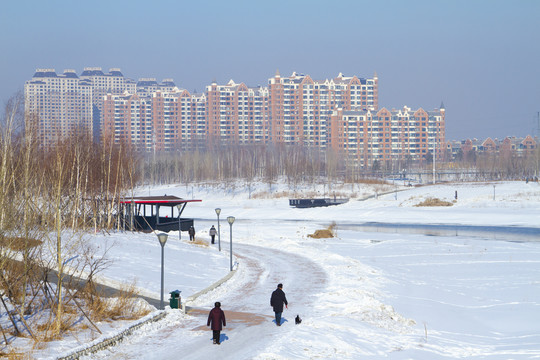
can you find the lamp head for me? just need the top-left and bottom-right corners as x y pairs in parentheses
(157, 233), (168, 247)
(227, 216), (235, 225)
(215, 208), (221, 216)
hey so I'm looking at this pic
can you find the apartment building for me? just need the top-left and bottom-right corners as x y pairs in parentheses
(178, 90), (207, 150)
(27, 67), (448, 169)
(25, 69), (93, 147)
(206, 80), (270, 146)
(136, 78), (177, 98)
(79, 67), (136, 139)
(79, 67), (136, 100)
(268, 71), (378, 147)
(102, 87), (208, 152)
(330, 105), (446, 167)
(25, 67), (137, 145)
(103, 71), (378, 151)
(102, 93), (153, 151)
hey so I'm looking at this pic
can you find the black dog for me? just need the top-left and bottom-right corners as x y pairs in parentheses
(295, 315), (302, 325)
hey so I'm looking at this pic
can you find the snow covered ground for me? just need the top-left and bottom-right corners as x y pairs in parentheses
(24, 180), (540, 359)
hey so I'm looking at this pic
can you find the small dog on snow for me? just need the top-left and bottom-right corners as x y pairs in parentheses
(295, 315), (302, 325)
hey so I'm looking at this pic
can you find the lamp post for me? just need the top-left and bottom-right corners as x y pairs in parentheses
(157, 233), (168, 310)
(215, 208), (221, 251)
(227, 216), (235, 271)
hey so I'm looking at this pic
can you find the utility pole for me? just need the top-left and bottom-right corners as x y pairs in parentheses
(536, 112), (540, 177)
(433, 144), (436, 184)
(431, 133), (436, 185)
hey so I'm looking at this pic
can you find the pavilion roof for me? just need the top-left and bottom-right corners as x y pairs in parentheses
(120, 195), (201, 206)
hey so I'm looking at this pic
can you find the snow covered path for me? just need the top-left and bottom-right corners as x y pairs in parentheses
(83, 243), (327, 359)
(66, 181), (540, 360)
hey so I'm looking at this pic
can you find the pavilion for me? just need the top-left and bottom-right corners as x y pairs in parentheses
(120, 195), (201, 233)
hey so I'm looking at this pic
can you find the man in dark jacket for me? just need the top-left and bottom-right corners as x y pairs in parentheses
(207, 301), (226, 344)
(270, 283), (288, 326)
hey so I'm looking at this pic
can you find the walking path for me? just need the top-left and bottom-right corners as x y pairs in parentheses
(80, 243), (327, 359)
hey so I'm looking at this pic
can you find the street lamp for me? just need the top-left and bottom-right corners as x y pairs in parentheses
(215, 208), (221, 252)
(157, 233), (168, 310)
(227, 216), (235, 271)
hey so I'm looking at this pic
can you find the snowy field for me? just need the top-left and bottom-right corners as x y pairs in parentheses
(24, 181), (540, 359)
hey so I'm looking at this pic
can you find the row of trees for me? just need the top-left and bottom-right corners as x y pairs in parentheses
(140, 145), (540, 187)
(0, 94), (139, 343)
(453, 148), (539, 179)
(141, 144), (331, 186)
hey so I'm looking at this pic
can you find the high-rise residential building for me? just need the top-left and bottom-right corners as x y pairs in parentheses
(151, 90), (182, 152)
(102, 93), (153, 151)
(268, 71), (378, 148)
(178, 90), (207, 150)
(25, 69), (93, 147)
(79, 67), (136, 99)
(206, 80), (270, 146)
(329, 105), (446, 167)
(102, 88), (208, 152)
(79, 67), (136, 140)
(26, 67), (452, 168)
(25, 67), (136, 146)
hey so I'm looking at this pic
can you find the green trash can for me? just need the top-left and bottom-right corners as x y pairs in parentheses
(169, 290), (181, 309)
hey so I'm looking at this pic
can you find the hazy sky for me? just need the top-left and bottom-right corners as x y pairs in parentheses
(1, 0), (539, 140)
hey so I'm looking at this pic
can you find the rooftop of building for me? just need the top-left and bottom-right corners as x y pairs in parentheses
(137, 78), (160, 87)
(32, 69), (58, 78)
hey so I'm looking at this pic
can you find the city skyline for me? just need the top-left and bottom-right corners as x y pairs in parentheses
(25, 67), (453, 168)
(2, 0), (540, 141)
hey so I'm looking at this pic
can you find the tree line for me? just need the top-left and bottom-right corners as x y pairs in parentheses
(0, 94), (138, 344)
(140, 144), (539, 187)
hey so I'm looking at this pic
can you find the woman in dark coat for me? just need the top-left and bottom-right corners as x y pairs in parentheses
(270, 283), (288, 326)
(207, 302), (226, 344)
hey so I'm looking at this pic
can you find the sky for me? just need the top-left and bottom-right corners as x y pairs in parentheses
(1, 0), (539, 140)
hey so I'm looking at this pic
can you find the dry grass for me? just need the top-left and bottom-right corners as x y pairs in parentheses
(252, 189), (350, 200)
(252, 190), (292, 199)
(0, 236), (41, 251)
(0, 349), (28, 360)
(86, 283), (151, 322)
(28, 282), (152, 348)
(308, 222), (337, 238)
(34, 313), (78, 342)
(355, 178), (391, 185)
(414, 197), (454, 207)
(192, 237), (209, 247)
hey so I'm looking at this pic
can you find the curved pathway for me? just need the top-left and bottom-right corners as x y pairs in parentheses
(83, 243), (327, 359)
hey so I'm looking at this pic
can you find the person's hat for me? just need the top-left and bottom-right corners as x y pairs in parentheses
(277, 283), (283, 288)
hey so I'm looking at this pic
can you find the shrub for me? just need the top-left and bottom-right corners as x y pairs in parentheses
(414, 197), (454, 207)
(308, 222), (337, 238)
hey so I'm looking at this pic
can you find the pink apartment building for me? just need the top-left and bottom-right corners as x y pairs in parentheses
(330, 105), (446, 168)
(27, 68), (449, 168)
(268, 71), (378, 147)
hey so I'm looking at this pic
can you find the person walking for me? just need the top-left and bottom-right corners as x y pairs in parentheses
(188, 226), (195, 241)
(207, 301), (226, 344)
(209, 225), (217, 244)
(270, 283), (288, 326)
